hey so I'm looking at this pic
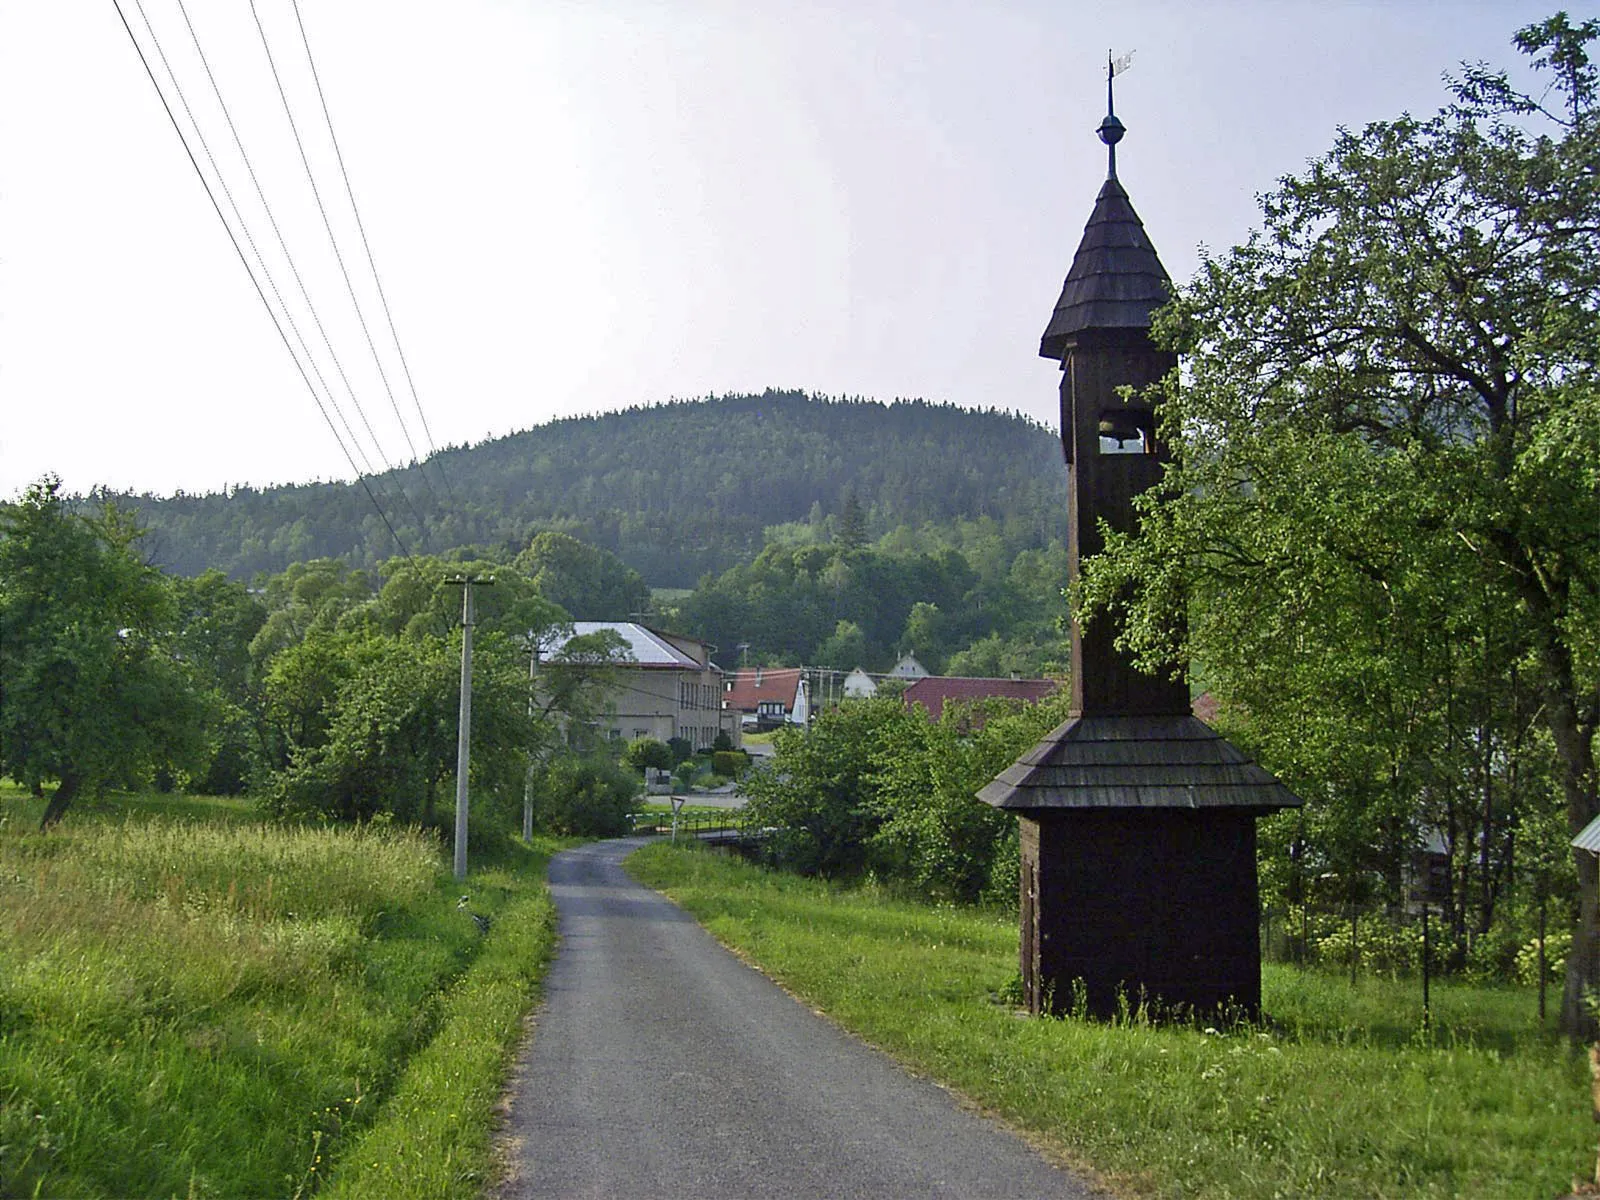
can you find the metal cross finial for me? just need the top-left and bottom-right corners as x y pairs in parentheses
(1098, 49), (1133, 179)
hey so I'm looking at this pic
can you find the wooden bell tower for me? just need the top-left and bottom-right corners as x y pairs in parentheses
(980, 61), (1301, 1019)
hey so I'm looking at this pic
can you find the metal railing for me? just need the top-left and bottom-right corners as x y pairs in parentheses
(628, 808), (758, 844)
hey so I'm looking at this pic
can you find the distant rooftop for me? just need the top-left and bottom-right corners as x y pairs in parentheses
(902, 676), (1059, 722)
(546, 621), (710, 669)
(725, 667), (804, 712)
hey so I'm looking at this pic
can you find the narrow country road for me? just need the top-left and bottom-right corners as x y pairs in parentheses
(495, 837), (1101, 1200)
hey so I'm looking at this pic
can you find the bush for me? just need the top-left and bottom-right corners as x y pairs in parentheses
(1516, 927), (1570, 985)
(530, 752), (637, 836)
(666, 737), (693, 765)
(623, 737), (673, 773)
(672, 759), (701, 790)
(1313, 914), (1422, 974)
(712, 750), (748, 779)
(713, 731), (734, 752)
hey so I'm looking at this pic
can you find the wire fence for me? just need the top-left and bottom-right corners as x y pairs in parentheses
(1260, 901), (1565, 989)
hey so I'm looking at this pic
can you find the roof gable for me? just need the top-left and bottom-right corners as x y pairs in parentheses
(725, 667), (803, 711)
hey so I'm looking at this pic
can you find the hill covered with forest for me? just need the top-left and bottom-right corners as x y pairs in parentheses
(107, 391), (1068, 588)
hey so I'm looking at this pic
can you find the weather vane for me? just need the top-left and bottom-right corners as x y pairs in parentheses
(1099, 49), (1135, 179)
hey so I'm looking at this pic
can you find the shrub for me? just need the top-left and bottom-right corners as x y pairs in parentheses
(666, 736), (693, 765)
(1313, 914), (1422, 973)
(672, 759), (701, 790)
(623, 737), (673, 773)
(530, 752), (637, 836)
(712, 750), (748, 779)
(1516, 927), (1570, 985)
(713, 730), (734, 752)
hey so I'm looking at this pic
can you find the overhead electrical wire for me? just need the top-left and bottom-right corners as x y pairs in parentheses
(289, 0), (454, 504)
(249, 0), (437, 529)
(177, 0), (432, 537)
(164, 0), (418, 532)
(114, 0), (417, 563)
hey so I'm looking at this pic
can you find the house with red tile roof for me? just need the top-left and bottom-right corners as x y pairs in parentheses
(901, 676), (1060, 722)
(724, 667), (810, 730)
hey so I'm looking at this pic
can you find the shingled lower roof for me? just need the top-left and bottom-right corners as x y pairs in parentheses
(1039, 176), (1171, 360)
(978, 714), (1302, 811)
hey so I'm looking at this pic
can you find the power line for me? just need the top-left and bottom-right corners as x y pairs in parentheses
(290, 0), (453, 505)
(115, 0), (416, 564)
(249, 0), (436, 532)
(132, 0), (377, 483)
(166, 0), (418, 533)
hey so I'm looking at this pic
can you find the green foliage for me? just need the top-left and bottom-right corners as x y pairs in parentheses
(741, 692), (1064, 898)
(740, 697), (911, 878)
(1516, 928), (1570, 986)
(836, 488), (867, 550)
(815, 618), (870, 670)
(268, 630), (536, 828)
(528, 752), (636, 836)
(868, 693), (1072, 904)
(106, 393), (1069, 589)
(676, 517), (1069, 673)
(711, 750), (748, 779)
(514, 530), (649, 620)
(0, 477), (206, 826)
(623, 736), (674, 772)
(665, 736), (693, 765)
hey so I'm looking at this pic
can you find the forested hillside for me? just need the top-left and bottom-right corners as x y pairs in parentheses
(105, 392), (1067, 587)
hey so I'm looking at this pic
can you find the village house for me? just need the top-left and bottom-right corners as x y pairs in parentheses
(545, 622), (739, 751)
(723, 666), (810, 730)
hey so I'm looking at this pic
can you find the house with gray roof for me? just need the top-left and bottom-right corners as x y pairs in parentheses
(544, 622), (739, 750)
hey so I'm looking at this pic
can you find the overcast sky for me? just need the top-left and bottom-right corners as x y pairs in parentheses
(0, 1), (1563, 500)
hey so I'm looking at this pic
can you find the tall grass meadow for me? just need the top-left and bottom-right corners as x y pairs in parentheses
(0, 786), (558, 1198)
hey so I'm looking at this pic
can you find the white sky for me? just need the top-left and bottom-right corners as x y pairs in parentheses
(0, 1), (1565, 499)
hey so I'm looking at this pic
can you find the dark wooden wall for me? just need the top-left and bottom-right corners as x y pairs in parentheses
(1019, 809), (1262, 1018)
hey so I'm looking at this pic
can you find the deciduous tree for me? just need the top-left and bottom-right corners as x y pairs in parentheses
(0, 478), (203, 827)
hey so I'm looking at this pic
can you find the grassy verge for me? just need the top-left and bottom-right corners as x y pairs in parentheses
(627, 841), (1591, 1200)
(0, 784), (559, 1199)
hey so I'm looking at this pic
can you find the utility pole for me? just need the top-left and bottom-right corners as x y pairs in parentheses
(448, 575), (492, 881)
(524, 632), (540, 844)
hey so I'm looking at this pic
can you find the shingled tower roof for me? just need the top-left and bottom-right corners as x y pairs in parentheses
(978, 714), (1300, 810)
(1038, 176), (1171, 360)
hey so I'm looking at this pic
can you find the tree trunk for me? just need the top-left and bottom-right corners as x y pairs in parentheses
(39, 772), (82, 831)
(1548, 665), (1600, 1040)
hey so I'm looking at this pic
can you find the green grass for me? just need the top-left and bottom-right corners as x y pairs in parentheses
(0, 784), (560, 1199)
(627, 842), (1592, 1200)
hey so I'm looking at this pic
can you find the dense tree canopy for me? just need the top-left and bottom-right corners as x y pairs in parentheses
(0, 479), (204, 825)
(1082, 15), (1598, 1033)
(102, 393), (1069, 588)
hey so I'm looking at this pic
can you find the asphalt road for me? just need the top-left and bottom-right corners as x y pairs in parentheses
(495, 837), (1102, 1200)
